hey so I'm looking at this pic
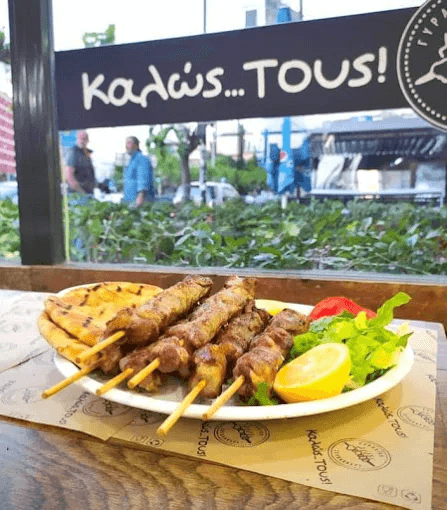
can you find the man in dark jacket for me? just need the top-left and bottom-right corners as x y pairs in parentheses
(65, 131), (96, 195)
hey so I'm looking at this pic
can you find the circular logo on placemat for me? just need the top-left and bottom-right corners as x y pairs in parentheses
(130, 410), (165, 426)
(214, 422), (269, 447)
(0, 320), (33, 334)
(397, 405), (435, 430)
(397, 0), (447, 131)
(328, 438), (391, 471)
(0, 342), (17, 352)
(1, 387), (41, 405)
(413, 349), (437, 364)
(83, 398), (133, 418)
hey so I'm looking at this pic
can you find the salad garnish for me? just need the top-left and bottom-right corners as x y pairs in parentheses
(290, 292), (412, 390)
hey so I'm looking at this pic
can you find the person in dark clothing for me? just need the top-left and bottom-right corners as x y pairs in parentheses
(65, 131), (96, 196)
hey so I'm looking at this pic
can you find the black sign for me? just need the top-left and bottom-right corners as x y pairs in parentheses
(397, 0), (447, 132)
(55, 8), (417, 130)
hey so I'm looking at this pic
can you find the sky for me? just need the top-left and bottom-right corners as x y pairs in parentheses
(0, 0), (422, 177)
(1, 1), (421, 49)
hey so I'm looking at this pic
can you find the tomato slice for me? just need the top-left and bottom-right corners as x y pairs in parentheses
(309, 296), (376, 321)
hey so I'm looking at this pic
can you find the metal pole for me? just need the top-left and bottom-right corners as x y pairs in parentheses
(211, 123), (217, 167)
(202, 0), (207, 201)
(199, 143), (207, 204)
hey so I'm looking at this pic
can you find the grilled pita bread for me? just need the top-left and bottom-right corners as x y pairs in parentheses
(44, 296), (105, 346)
(58, 282), (162, 323)
(38, 311), (100, 368)
(40, 282), (163, 366)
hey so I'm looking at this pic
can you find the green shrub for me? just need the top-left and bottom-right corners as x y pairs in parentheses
(0, 198), (20, 260)
(62, 198), (447, 274)
(2, 195), (446, 274)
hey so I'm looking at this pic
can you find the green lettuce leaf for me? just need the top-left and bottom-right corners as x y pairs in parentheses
(246, 382), (279, 406)
(368, 292), (411, 329)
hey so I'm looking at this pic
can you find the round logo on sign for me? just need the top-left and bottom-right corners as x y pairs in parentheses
(328, 438), (391, 471)
(279, 150), (288, 162)
(397, 0), (447, 131)
(214, 422), (269, 447)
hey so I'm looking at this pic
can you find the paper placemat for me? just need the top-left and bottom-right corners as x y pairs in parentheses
(0, 349), (140, 440)
(111, 326), (437, 510)
(0, 291), (52, 373)
(0, 292), (439, 509)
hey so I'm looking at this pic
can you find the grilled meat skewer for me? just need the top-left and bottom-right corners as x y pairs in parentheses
(188, 301), (271, 398)
(102, 274), (213, 345)
(119, 276), (256, 386)
(97, 275), (213, 373)
(233, 308), (310, 399)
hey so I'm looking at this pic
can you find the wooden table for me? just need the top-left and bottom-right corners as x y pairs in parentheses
(0, 298), (446, 509)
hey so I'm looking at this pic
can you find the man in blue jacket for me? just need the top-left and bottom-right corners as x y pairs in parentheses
(123, 136), (155, 207)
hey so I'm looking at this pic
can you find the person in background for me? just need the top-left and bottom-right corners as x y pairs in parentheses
(123, 136), (154, 207)
(65, 130), (96, 198)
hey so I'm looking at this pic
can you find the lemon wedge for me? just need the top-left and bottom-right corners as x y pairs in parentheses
(255, 299), (288, 315)
(273, 343), (351, 403)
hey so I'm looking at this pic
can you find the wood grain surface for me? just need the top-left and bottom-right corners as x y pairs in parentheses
(0, 370), (445, 510)
(1, 263), (447, 328)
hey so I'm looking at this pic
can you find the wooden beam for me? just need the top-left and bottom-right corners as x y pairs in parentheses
(1, 263), (446, 329)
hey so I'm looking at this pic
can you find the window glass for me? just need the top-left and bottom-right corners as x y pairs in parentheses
(4, 0), (446, 277)
(246, 10), (257, 28)
(0, 1), (19, 262)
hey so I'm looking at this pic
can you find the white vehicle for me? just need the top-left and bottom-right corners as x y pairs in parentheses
(173, 181), (240, 206)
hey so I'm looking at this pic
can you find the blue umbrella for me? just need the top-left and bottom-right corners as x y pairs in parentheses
(266, 142), (280, 192)
(277, 117), (295, 194)
(293, 138), (312, 192)
(276, 6), (293, 23)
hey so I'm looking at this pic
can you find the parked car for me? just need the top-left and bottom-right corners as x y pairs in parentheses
(173, 181), (240, 206)
(243, 190), (280, 205)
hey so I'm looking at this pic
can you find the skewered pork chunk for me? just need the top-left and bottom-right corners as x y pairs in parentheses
(233, 308), (310, 398)
(120, 276), (256, 382)
(102, 275), (213, 346)
(95, 275), (213, 373)
(188, 302), (271, 398)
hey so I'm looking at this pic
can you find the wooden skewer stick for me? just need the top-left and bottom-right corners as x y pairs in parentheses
(202, 375), (245, 421)
(96, 368), (135, 396)
(157, 380), (207, 437)
(127, 358), (161, 389)
(75, 331), (126, 363)
(41, 363), (99, 399)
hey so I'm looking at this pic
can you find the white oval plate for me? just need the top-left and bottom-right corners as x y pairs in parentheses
(52, 292), (414, 421)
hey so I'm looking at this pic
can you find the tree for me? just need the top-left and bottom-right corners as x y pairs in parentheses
(146, 126), (181, 189)
(175, 125), (201, 202)
(82, 24), (115, 48)
(0, 29), (10, 63)
(146, 124), (202, 202)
